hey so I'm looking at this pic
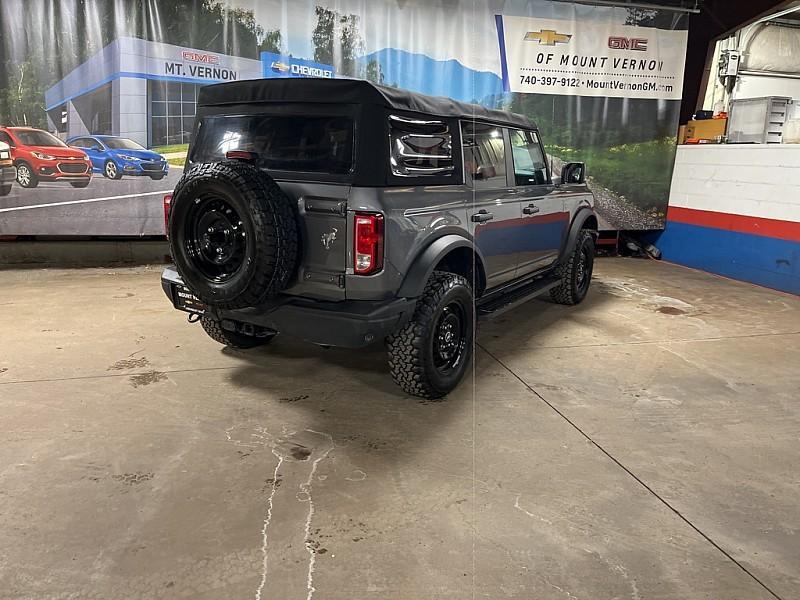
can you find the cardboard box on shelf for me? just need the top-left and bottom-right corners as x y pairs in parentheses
(684, 118), (727, 142)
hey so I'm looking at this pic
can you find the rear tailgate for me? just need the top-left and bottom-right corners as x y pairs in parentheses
(279, 181), (349, 300)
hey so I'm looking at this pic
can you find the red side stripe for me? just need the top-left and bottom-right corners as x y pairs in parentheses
(668, 206), (800, 243)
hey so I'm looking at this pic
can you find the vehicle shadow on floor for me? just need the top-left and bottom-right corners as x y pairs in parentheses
(216, 283), (615, 473)
(222, 280), (615, 401)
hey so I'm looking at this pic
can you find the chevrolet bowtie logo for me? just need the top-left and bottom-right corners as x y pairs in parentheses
(524, 29), (572, 46)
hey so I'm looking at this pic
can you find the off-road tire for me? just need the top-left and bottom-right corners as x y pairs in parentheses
(386, 271), (475, 399)
(200, 316), (275, 349)
(169, 161), (299, 310)
(550, 229), (594, 305)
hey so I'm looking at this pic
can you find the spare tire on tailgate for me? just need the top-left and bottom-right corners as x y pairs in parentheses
(169, 161), (299, 309)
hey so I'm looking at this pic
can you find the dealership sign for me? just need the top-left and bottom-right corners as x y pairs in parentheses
(164, 49), (238, 81)
(496, 16), (687, 100)
(260, 52), (335, 79)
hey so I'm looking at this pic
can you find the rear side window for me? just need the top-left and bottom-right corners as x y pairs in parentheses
(461, 122), (507, 190)
(389, 115), (453, 177)
(509, 129), (548, 186)
(191, 114), (354, 175)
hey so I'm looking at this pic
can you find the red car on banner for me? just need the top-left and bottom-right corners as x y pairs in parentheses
(0, 126), (93, 188)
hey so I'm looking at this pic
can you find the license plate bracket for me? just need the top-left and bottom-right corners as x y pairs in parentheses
(173, 284), (206, 315)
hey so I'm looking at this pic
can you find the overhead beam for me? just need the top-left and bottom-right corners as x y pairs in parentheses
(549, 0), (701, 13)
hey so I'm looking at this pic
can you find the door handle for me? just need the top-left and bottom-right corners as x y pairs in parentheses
(523, 204), (540, 215)
(471, 210), (494, 224)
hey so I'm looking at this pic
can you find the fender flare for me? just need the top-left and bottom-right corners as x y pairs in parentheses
(559, 208), (598, 263)
(397, 235), (481, 298)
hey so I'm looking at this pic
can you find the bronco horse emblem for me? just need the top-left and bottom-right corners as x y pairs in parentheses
(321, 228), (338, 250)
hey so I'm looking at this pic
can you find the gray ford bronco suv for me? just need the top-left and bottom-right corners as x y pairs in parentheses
(162, 78), (597, 398)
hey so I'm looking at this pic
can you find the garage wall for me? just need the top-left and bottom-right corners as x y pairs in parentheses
(654, 145), (800, 294)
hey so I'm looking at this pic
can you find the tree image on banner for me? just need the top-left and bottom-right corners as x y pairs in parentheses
(312, 6), (364, 78)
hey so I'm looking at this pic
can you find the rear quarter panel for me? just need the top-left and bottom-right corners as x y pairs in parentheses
(345, 185), (471, 300)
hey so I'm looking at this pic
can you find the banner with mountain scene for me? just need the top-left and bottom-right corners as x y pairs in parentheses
(0, 0), (688, 236)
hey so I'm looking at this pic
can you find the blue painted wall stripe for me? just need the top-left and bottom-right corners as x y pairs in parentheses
(655, 222), (800, 295)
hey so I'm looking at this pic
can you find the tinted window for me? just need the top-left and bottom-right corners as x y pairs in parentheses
(70, 138), (93, 148)
(191, 114), (354, 175)
(389, 115), (453, 177)
(461, 122), (506, 189)
(14, 129), (67, 147)
(509, 129), (547, 186)
(104, 138), (145, 150)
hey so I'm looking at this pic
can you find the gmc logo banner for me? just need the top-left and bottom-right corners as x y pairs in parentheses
(496, 15), (687, 100)
(608, 37), (648, 51)
(181, 50), (220, 64)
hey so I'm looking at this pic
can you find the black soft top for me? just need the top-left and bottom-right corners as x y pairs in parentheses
(198, 78), (535, 129)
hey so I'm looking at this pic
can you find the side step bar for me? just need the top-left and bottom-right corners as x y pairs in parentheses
(477, 275), (560, 320)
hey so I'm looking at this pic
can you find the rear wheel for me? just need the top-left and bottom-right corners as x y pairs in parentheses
(16, 162), (38, 188)
(550, 229), (594, 305)
(386, 271), (475, 399)
(200, 316), (275, 349)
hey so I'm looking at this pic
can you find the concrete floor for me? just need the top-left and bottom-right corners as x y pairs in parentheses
(1, 258), (798, 600)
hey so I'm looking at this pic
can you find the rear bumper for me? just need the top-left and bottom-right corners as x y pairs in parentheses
(161, 266), (416, 348)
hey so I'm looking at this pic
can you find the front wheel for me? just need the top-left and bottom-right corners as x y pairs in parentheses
(387, 271), (475, 399)
(550, 229), (595, 305)
(16, 162), (38, 188)
(200, 316), (275, 349)
(104, 160), (122, 180)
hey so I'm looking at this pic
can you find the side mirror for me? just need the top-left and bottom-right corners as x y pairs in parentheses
(561, 162), (586, 185)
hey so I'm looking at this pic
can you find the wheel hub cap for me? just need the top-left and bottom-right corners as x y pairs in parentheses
(433, 304), (466, 372)
(185, 196), (247, 283)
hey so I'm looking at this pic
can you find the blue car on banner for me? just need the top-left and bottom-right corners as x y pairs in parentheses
(66, 135), (168, 180)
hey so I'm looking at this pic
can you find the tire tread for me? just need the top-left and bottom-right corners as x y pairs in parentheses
(550, 229), (593, 305)
(386, 271), (473, 399)
(170, 161), (299, 310)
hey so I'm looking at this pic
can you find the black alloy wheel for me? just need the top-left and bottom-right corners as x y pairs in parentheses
(575, 243), (592, 297)
(185, 195), (247, 283)
(432, 302), (467, 376)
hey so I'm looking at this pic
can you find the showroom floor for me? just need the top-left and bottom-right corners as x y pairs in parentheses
(1, 258), (798, 600)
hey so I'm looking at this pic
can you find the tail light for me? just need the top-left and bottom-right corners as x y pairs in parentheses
(163, 193), (173, 237)
(353, 212), (384, 275)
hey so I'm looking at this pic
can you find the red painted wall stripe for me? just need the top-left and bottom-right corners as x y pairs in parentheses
(667, 206), (800, 243)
